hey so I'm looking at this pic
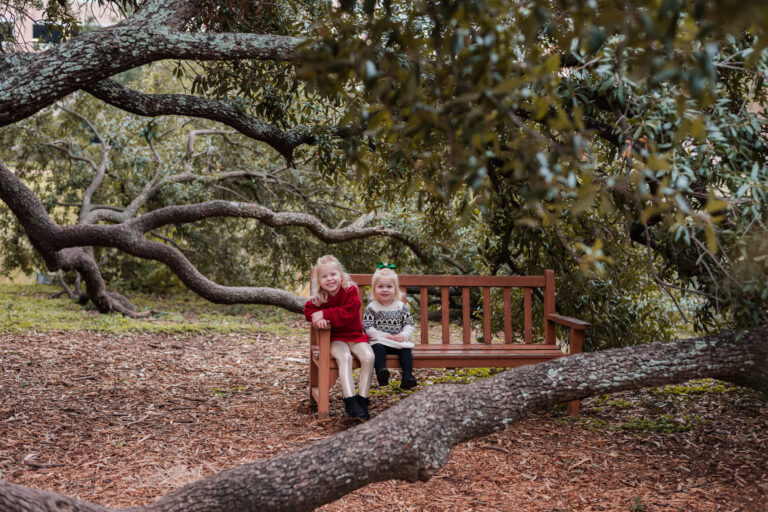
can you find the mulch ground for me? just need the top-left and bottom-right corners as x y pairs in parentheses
(1, 327), (766, 511)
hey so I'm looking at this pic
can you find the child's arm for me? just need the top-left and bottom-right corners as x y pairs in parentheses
(304, 300), (320, 322)
(362, 304), (376, 331)
(304, 300), (328, 328)
(319, 287), (362, 327)
(400, 304), (415, 341)
(363, 305), (381, 337)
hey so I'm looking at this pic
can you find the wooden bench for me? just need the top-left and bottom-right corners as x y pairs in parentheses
(308, 270), (590, 419)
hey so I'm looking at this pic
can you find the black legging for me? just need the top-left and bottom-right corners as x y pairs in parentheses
(371, 344), (414, 378)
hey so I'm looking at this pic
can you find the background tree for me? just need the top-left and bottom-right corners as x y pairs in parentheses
(0, 0), (767, 510)
(0, 65), (425, 312)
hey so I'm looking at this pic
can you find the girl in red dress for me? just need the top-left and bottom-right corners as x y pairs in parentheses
(304, 255), (373, 420)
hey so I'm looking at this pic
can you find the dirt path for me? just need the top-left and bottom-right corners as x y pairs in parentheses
(1, 330), (766, 511)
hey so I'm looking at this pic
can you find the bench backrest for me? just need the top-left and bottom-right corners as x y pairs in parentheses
(350, 270), (556, 345)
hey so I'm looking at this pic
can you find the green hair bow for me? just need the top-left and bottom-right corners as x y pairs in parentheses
(376, 261), (396, 270)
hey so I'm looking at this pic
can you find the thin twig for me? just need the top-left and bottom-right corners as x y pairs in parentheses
(691, 236), (742, 287)
(642, 222), (690, 323)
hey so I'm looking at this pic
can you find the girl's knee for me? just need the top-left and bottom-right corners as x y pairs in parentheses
(359, 349), (375, 365)
(334, 351), (353, 365)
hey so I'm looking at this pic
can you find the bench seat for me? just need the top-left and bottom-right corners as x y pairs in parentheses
(312, 343), (566, 368)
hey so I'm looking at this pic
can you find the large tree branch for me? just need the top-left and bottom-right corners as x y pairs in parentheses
(52, 247), (147, 316)
(84, 166), (312, 225)
(0, 3), (302, 128)
(128, 201), (400, 242)
(84, 80), (314, 161)
(1, 324), (766, 511)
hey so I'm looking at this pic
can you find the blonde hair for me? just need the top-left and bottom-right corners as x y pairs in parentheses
(310, 255), (355, 305)
(369, 267), (403, 304)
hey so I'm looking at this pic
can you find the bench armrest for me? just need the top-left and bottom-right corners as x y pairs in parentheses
(547, 314), (590, 354)
(309, 324), (332, 359)
(547, 314), (591, 330)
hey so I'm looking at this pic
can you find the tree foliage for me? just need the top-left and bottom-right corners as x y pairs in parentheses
(1, 0), (767, 344)
(295, 0), (768, 333)
(1, 1), (768, 510)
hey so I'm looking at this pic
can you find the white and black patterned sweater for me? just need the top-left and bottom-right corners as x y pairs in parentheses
(362, 300), (415, 349)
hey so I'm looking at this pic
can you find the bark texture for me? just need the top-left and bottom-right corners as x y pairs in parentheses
(0, 0), (301, 127)
(0, 324), (766, 511)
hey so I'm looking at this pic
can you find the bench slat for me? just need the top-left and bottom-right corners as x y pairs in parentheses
(462, 287), (471, 344)
(414, 350), (563, 357)
(312, 344), (563, 362)
(312, 347), (566, 370)
(482, 286), (491, 344)
(420, 287), (429, 344)
(503, 287), (512, 344)
(411, 354), (564, 368)
(544, 270), (556, 344)
(413, 343), (560, 351)
(524, 288), (532, 343)
(441, 287), (450, 344)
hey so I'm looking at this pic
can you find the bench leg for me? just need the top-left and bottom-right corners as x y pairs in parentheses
(317, 359), (331, 420)
(567, 399), (580, 416)
(309, 359), (318, 406)
(317, 329), (332, 419)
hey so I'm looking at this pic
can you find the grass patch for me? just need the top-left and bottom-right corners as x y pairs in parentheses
(210, 386), (246, 398)
(619, 413), (709, 433)
(579, 379), (740, 434)
(369, 367), (504, 398)
(650, 378), (739, 396)
(0, 282), (300, 335)
(593, 396), (634, 409)
(581, 413), (708, 433)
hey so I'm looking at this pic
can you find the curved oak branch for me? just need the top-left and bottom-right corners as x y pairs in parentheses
(0, 0), (302, 127)
(84, 80), (313, 161)
(84, 168), (307, 225)
(128, 200), (396, 241)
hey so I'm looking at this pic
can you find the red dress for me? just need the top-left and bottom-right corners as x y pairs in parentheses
(304, 285), (369, 344)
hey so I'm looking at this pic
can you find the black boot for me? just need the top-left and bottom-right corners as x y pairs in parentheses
(355, 395), (371, 420)
(376, 368), (390, 386)
(343, 396), (366, 419)
(401, 374), (418, 390)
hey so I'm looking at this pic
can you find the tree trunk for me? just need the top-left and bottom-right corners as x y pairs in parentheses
(1, 324), (766, 512)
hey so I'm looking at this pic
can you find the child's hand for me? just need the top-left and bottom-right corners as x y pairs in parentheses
(310, 311), (328, 328)
(386, 334), (405, 342)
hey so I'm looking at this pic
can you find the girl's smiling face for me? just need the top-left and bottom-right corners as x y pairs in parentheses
(317, 263), (341, 295)
(374, 276), (396, 305)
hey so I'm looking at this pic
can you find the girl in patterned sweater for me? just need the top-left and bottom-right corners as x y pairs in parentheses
(362, 266), (418, 389)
